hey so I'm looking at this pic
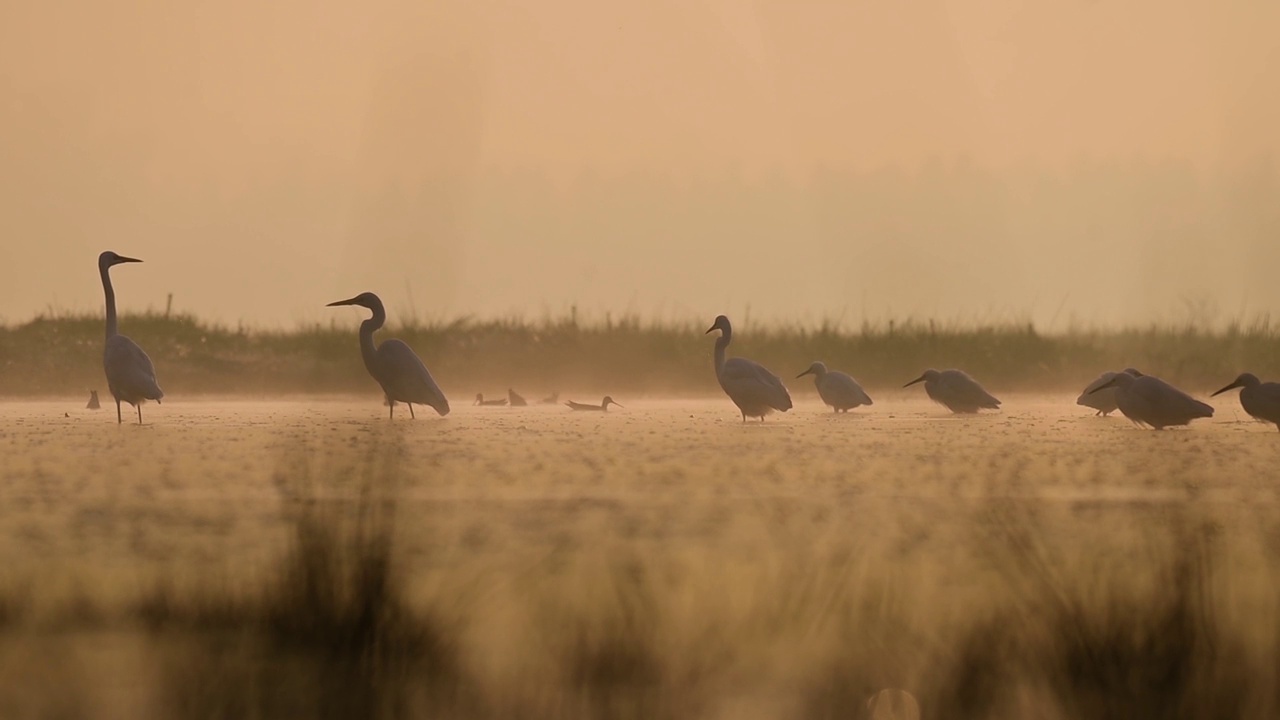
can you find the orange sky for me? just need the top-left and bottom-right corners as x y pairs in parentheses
(1, 1), (1277, 327)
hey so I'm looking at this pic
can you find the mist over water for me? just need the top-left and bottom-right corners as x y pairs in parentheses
(2, 1), (1278, 328)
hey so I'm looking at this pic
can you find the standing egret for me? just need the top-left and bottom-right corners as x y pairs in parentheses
(706, 315), (792, 422)
(327, 292), (449, 419)
(1077, 368), (1142, 416)
(903, 369), (1000, 414)
(99, 251), (164, 424)
(1211, 373), (1280, 430)
(796, 361), (873, 413)
(1089, 372), (1212, 429)
(565, 396), (623, 412)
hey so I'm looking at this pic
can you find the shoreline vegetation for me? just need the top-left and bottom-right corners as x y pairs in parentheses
(3, 310), (1279, 397)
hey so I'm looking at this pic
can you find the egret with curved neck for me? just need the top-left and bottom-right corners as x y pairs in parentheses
(1212, 373), (1280, 431)
(99, 251), (164, 424)
(327, 292), (449, 419)
(705, 315), (792, 422)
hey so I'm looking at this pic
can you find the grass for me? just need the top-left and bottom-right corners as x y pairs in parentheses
(3, 310), (1280, 397)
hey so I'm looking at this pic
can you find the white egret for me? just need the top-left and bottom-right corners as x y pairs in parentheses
(99, 251), (164, 424)
(705, 315), (792, 422)
(1211, 373), (1280, 430)
(796, 361), (873, 413)
(1090, 372), (1212, 429)
(326, 292), (449, 419)
(903, 369), (1000, 414)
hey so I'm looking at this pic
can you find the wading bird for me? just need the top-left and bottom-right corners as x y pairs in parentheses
(565, 396), (622, 412)
(99, 251), (164, 424)
(1077, 368), (1142, 416)
(327, 292), (449, 419)
(1089, 371), (1212, 429)
(796, 361), (873, 413)
(706, 315), (792, 422)
(86, 390), (101, 410)
(474, 394), (508, 407)
(1211, 373), (1280, 430)
(508, 388), (528, 407)
(903, 369), (1000, 414)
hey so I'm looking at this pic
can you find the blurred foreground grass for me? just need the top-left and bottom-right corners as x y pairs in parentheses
(4, 310), (1280, 396)
(0, 428), (1277, 719)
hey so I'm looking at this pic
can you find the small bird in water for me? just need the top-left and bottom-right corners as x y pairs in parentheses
(86, 390), (101, 410)
(474, 393), (508, 407)
(796, 361), (872, 413)
(99, 251), (164, 424)
(326, 292), (449, 419)
(1211, 373), (1280, 431)
(508, 388), (528, 407)
(903, 369), (1000, 413)
(565, 396), (622, 412)
(706, 315), (792, 422)
(1089, 372), (1212, 429)
(1077, 368), (1142, 416)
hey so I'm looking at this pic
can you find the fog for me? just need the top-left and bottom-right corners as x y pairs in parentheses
(2, 1), (1277, 328)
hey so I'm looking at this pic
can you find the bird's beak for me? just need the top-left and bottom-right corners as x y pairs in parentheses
(705, 325), (716, 334)
(612, 402), (624, 408)
(903, 374), (926, 388)
(1211, 381), (1241, 397)
(326, 296), (359, 307)
(1088, 377), (1120, 394)
(797, 369), (813, 379)
(117, 255), (143, 263)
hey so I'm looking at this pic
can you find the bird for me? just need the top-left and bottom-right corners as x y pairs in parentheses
(706, 315), (792, 422)
(1211, 373), (1280, 430)
(565, 396), (622, 412)
(99, 251), (164, 424)
(474, 393), (508, 407)
(796, 361), (873, 413)
(1089, 371), (1212, 429)
(508, 388), (528, 407)
(539, 392), (560, 405)
(326, 292), (449, 419)
(86, 390), (101, 410)
(1077, 368), (1142, 416)
(903, 369), (1000, 413)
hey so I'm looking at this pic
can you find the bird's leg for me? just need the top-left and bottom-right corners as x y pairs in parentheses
(116, 399), (122, 425)
(137, 405), (143, 425)
(409, 403), (416, 419)
(388, 399), (394, 420)
(740, 411), (746, 423)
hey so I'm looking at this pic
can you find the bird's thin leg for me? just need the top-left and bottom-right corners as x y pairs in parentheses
(116, 399), (122, 425)
(137, 405), (143, 425)
(740, 411), (746, 423)
(388, 399), (394, 420)
(409, 403), (416, 419)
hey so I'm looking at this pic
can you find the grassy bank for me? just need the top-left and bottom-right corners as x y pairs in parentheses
(3, 311), (1280, 397)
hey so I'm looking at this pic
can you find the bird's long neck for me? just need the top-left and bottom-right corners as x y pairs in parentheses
(358, 308), (385, 375)
(713, 330), (731, 374)
(100, 264), (118, 339)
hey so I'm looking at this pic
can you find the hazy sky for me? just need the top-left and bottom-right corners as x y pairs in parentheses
(2, 1), (1278, 328)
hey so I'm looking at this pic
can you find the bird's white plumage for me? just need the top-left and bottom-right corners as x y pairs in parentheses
(1103, 373), (1212, 429)
(799, 361), (872, 412)
(1077, 368), (1140, 416)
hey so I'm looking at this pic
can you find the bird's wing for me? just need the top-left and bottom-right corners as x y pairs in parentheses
(105, 334), (163, 400)
(941, 371), (1000, 408)
(1080, 372), (1118, 397)
(1139, 378), (1212, 421)
(375, 339), (449, 413)
(1249, 384), (1280, 423)
(723, 357), (793, 410)
(828, 371), (873, 406)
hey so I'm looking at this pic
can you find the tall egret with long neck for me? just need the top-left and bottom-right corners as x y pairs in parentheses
(796, 361), (873, 413)
(1089, 371), (1212, 429)
(903, 369), (1000, 414)
(99, 251), (164, 424)
(706, 315), (792, 422)
(327, 292), (449, 419)
(1211, 373), (1280, 430)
